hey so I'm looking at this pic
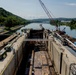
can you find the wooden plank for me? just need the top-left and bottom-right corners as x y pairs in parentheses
(29, 50), (34, 75)
(42, 51), (50, 75)
(34, 51), (42, 68)
(41, 51), (47, 65)
(45, 51), (52, 67)
(34, 51), (42, 75)
(29, 66), (32, 75)
(34, 69), (42, 75)
(42, 66), (50, 75)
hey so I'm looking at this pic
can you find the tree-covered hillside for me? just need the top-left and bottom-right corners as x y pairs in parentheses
(0, 7), (29, 27)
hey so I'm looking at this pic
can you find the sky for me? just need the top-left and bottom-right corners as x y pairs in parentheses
(0, 0), (76, 19)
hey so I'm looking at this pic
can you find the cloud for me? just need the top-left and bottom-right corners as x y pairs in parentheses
(65, 3), (76, 6)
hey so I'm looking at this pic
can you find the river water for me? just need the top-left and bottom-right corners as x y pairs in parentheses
(18, 23), (76, 38)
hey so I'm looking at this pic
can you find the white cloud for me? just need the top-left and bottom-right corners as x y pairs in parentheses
(65, 3), (76, 6)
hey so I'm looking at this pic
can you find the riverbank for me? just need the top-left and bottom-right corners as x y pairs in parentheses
(61, 22), (76, 30)
(50, 19), (76, 30)
(0, 25), (24, 35)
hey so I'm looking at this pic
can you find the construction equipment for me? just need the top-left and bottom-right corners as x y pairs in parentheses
(0, 49), (7, 60)
(39, 0), (67, 35)
(4, 44), (12, 52)
(39, 0), (58, 30)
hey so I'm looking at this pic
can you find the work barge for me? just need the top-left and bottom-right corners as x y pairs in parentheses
(0, 28), (76, 75)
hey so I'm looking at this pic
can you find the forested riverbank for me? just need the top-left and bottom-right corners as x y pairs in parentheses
(50, 19), (76, 30)
(0, 7), (30, 29)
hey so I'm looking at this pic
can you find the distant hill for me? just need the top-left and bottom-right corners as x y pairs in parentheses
(31, 18), (76, 23)
(54, 18), (76, 21)
(0, 7), (29, 26)
(31, 18), (50, 23)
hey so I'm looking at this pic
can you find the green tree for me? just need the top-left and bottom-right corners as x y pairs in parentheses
(69, 19), (76, 30)
(0, 16), (6, 25)
(4, 17), (14, 29)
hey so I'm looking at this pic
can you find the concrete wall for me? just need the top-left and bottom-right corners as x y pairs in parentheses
(48, 36), (76, 75)
(1, 35), (26, 75)
(1, 30), (76, 75)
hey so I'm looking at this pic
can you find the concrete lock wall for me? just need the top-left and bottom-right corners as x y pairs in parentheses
(61, 55), (70, 75)
(1, 35), (25, 75)
(2, 57), (15, 75)
(51, 42), (62, 74)
(48, 38), (76, 75)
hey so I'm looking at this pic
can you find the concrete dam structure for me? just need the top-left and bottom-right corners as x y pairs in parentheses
(0, 29), (76, 75)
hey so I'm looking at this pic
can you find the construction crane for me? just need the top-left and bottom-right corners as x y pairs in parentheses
(39, 0), (58, 30)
